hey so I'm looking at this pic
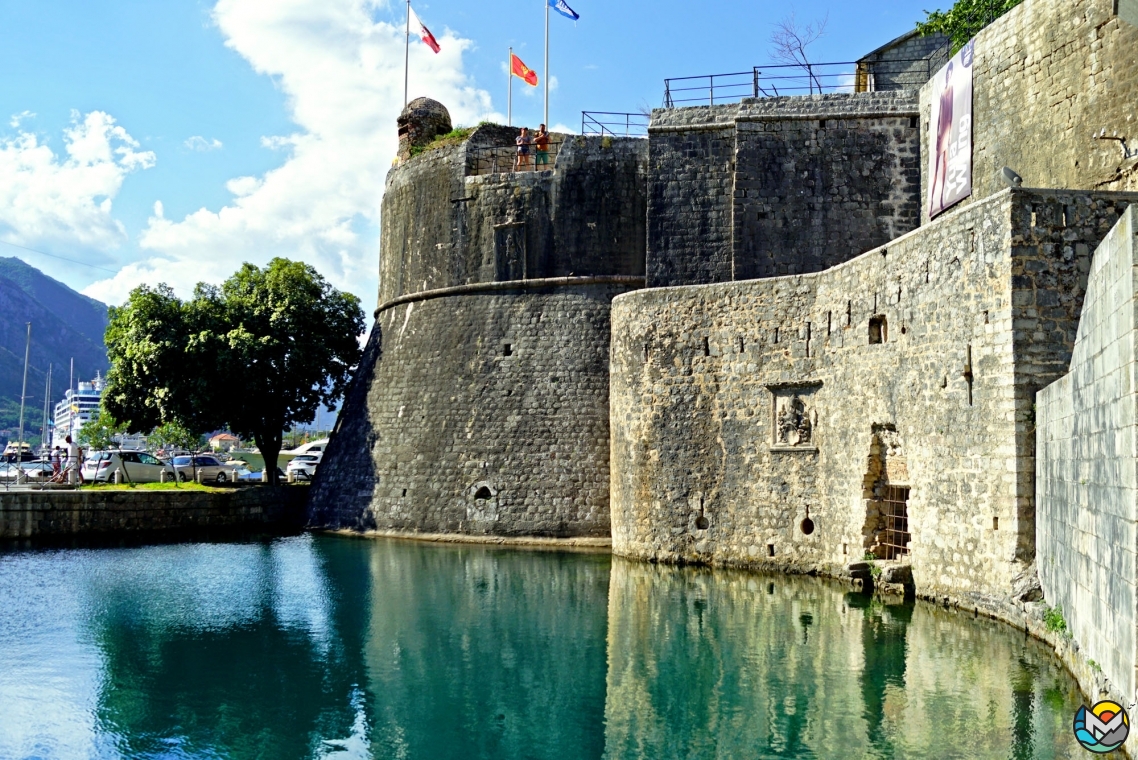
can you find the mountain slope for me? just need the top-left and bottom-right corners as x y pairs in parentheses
(0, 259), (110, 440)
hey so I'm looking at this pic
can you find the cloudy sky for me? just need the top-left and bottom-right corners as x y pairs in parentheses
(0, 0), (940, 315)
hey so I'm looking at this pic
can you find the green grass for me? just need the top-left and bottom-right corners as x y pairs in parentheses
(80, 482), (230, 492)
(409, 126), (477, 157)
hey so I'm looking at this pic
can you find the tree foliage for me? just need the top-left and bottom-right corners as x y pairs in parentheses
(148, 421), (201, 453)
(78, 409), (126, 452)
(916, 0), (1023, 53)
(104, 258), (365, 484)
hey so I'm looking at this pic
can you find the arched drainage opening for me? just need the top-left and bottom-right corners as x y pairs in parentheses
(695, 515), (710, 530)
(474, 486), (493, 500)
(800, 517), (815, 535)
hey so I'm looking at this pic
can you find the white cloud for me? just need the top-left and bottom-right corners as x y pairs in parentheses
(185, 135), (224, 151)
(9, 111), (35, 128)
(84, 0), (503, 309)
(0, 111), (154, 252)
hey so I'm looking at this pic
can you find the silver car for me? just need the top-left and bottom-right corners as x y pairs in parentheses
(171, 455), (240, 484)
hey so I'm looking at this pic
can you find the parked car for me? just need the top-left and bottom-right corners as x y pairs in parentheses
(83, 451), (175, 483)
(286, 454), (321, 481)
(234, 466), (287, 482)
(171, 455), (241, 484)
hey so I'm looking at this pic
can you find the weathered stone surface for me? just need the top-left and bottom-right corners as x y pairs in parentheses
(648, 92), (922, 287)
(0, 487), (307, 539)
(310, 126), (648, 538)
(396, 97), (452, 162)
(379, 129), (647, 305)
(609, 188), (1138, 600)
(919, 0), (1138, 223)
(1036, 206), (1138, 704)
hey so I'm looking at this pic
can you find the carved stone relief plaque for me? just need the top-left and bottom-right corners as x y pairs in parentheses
(768, 383), (821, 451)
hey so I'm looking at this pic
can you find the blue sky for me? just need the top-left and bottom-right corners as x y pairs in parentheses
(0, 0), (944, 314)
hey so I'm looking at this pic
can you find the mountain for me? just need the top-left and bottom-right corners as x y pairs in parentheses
(0, 258), (110, 442)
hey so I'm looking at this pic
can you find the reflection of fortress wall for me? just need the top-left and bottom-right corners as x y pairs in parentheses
(602, 559), (1080, 757)
(603, 559), (874, 758)
(648, 92), (922, 287)
(311, 119), (647, 537)
(919, 0), (1138, 223)
(363, 541), (610, 759)
(610, 189), (1137, 598)
(1037, 208), (1138, 704)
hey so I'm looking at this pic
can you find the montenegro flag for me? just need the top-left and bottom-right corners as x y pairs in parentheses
(511, 53), (538, 87)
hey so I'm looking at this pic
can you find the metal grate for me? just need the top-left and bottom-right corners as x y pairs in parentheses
(879, 485), (911, 560)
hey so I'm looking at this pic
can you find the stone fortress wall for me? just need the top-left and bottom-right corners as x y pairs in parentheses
(310, 115), (647, 537)
(610, 0), (1135, 574)
(312, 0), (1138, 702)
(611, 189), (1136, 599)
(1037, 207), (1138, 703)
(647, 92), (922, 287)
(918, 0), (1138, 223)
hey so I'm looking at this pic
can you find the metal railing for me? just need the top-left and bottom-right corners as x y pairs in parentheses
(0, 458), (77, 490)
(581, 112), (649, 137)
(466, 138), (564, 177)
(662, 56), (947, 108)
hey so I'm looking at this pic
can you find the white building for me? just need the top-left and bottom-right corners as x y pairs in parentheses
(51, 373), (147, 451)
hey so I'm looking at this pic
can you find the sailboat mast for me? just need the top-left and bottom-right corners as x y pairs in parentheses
(17, 322), (30, 457)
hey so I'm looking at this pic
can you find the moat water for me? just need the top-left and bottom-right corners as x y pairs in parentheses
(0, 534), (1086, 759)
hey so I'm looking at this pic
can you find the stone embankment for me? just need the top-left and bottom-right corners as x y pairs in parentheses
(0, 486), (309, 540)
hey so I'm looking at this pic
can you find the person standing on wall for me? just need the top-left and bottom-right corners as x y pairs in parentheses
(515, 127), (532, 172)
(534, 124), (550, 169)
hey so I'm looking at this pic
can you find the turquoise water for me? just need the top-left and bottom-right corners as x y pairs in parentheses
(0, 535), (1085, 759)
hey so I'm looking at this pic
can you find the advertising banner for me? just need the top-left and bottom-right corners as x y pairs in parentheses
(927, 40), (974, 219)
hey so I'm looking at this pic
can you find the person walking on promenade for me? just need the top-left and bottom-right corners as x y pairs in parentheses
(50, 446), (61, 480)
(64, 435), (82, 485)
(534, 124), (550, 169)
(515, 127), (532, 172)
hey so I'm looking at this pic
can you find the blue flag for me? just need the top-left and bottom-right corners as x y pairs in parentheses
(549, 0), (579, 21)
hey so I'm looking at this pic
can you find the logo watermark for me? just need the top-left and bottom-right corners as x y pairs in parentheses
(1074, 700), (1130, 753)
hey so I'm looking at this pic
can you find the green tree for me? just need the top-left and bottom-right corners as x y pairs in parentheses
(104, 259), (364, 485)
(916, 0), (1023, 53)
(78, 409), (126, 452)
(149, 421), (202, 453)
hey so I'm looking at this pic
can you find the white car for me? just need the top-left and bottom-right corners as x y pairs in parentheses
(286, 454), (321, 481)
(83, 451), (175, 483)
(171, 455), (241, 484)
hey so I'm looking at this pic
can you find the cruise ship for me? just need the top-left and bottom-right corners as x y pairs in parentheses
(51, 374), (105, 449)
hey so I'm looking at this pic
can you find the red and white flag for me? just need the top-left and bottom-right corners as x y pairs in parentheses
(408, 6), (441, 54)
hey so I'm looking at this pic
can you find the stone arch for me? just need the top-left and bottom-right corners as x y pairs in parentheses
(860, 425), (911, 560)
(466, 481), (499, 524)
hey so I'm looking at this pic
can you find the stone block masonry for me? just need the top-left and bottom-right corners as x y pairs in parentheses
(648, 92), (922, 287)
(311, 118), (648, 538)
(310, 285), (629, 537)
(1037, 207), (1138, 705)
(919, 0), (1138, 223)
(0, 487), (309, 540)
(610, 188), (1138, 600)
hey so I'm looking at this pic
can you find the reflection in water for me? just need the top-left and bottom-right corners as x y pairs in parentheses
(0, 536), (1086, 759)
(602, 559), (1084, 760)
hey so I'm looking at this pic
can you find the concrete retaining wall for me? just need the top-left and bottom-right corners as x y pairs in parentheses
(1037, 206), (1138, 704)
(0, 486), (309, 539)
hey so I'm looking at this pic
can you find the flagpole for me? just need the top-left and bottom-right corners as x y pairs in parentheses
(508, 48), (513, 127)
(404, 0), (411, 107)
(543, 0), (550, 127)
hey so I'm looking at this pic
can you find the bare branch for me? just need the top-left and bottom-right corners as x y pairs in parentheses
(769, 12), (829, 92)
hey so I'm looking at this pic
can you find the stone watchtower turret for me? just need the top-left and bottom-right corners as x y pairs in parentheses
(310, 99), (649, 539)
(396, 97), (452, 161)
